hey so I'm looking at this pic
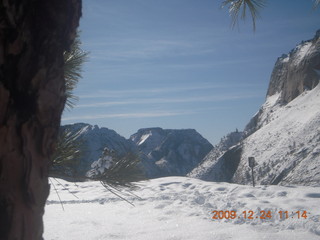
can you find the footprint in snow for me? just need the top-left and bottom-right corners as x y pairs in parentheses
(182, 183), (192, 188)
(305, 193), (320, 198)
(154, 203), (167, 209)
(215, 187), (227, 191)
(241, 193), (255, 198)
(160, 182), (181, 187)
(276, 191), (287, 197)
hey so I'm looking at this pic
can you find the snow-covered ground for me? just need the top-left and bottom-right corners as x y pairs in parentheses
(44, 177), (320, 240)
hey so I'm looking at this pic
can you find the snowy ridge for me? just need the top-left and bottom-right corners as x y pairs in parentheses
(60, 124), (213, 179)
(255, 91), (282, 129)
(233, 84), (320, 185)
(131, 128), (166, 154)
(131, 128), (213, 178)
(293, 41), (313, 66)
(61, 123), (136, 175)
(188, 131), (244, 181)
(45, 177), (320, 239)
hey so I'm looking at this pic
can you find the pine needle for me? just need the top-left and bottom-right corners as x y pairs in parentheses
(63, 31), (89, 111)
(53, 178), (79, 199)
(100, 181), (136, 207)
(49, 178), (65, 211)
(222, 0), (266, 31)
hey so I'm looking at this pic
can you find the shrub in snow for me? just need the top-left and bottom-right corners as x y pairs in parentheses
(87, 147), (146, 189)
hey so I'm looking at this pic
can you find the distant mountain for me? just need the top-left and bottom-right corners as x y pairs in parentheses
(60, 124), (213, 178)
(60, 123), (136, 176)
(131, 128), (213, 178)
(190, 30), (320, 186)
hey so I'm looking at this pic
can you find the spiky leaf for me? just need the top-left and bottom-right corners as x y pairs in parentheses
(89, 150), (146, 190)
(51, 128), (84, 178)
(222, 0), (266, 31)
(63, 33), (89, 110)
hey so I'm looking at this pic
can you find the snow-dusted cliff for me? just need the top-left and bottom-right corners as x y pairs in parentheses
(190, 30), (320, 186)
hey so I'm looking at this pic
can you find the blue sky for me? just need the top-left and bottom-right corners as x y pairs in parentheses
(62, 0), (319, 144)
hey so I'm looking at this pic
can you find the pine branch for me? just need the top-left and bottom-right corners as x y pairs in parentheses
(63, 32), (89, 110)
(51, 128), (84, 177)
(222, 0), (266, 31)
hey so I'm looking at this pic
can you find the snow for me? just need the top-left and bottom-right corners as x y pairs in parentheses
(256, 91), (282, 129)
(44, 177), (320, 239)
(87, 155), (113, 177)
(281, 56), (290, 63)
(78, 125), (90, 135)
(137, 132), (152, 146)
(234, 83), (320, 185)
(293, 42), (313, 66)
(130, 128), (212, 178)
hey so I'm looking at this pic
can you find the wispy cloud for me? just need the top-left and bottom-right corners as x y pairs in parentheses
(84, 34), (220, 63)
(78, 84), (228, 99)
(76, 93), (260, 108)
(78, 83), (263, 99)
(62, 110), (196, 121)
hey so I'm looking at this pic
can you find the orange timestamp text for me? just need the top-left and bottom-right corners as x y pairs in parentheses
(211, 210), (309, 220)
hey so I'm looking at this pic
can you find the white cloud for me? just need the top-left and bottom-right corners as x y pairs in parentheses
(62, 110), (195, 121)
(78, 83), (261, 99)
(76, 92), (260, 108)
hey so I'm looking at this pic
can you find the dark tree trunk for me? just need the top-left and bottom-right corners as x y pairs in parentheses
(0, 1), (81, 239)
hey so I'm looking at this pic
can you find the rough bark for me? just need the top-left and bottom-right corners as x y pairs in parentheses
(0, 1), (81, 239)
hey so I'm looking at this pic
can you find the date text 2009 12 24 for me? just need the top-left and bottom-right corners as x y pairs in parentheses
(211, 210), (309, 220)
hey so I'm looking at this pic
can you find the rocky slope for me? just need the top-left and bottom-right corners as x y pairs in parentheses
(130, 128), (213, 178)
(190, 30), (320, 186)
(188, 130), (244, 181)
